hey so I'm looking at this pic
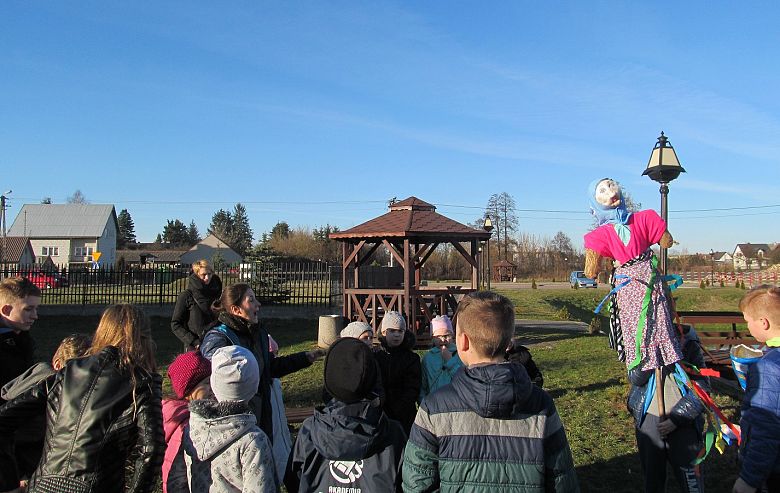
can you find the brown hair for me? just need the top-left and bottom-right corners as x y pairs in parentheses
(52, 333), (92, 369)
(740, 286), (780, 326)
(87, 304), (157, 376)
(211, 283), (252, 314)
(192, 259), (213, 275)
(0, 277), (42, 305)
(456, 291), (515, 358)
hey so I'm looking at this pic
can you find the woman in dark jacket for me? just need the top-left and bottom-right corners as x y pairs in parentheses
(199, 283), (324, 441)
(170, 259), (222, 350)
(0, 304), (164, 493)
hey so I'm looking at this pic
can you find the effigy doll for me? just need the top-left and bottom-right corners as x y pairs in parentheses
(583, 178), (682, 371)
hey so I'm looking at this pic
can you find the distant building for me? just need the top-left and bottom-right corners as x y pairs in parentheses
(8, 204), (119, 267)
(710, 251), (733, 264)
(116, 249), (188, 267)
(180, 233), (242, 266)
(733, 243), (771, 270)
(0, 237), (36, 267)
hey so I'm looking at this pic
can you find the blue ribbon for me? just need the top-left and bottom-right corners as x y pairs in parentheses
(664, 274), (683, 291)
(594, 274), (631, 314)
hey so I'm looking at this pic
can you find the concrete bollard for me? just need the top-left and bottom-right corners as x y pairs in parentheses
(318, 314), (344, 349)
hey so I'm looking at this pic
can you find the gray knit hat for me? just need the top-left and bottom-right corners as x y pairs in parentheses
(341, 321), (373, 340)
(381, 311), (406, 331)
(210, 346), (260, 403)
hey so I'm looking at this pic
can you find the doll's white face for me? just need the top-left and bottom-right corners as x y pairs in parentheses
(595, 179), (621, 208)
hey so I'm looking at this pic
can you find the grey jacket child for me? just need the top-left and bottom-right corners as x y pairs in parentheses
(183, 399), (277, 493)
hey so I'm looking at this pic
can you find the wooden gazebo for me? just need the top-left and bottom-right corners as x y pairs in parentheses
(329, 197), (491, 339)
(493, 259), (516, 282)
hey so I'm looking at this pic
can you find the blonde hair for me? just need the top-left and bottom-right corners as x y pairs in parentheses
(52, 333), (92, 369)
(456, 291), (515, 358)
(0, 277), (41, 305)
(192, 259), (213, 275)
(740, 286), (780, 326)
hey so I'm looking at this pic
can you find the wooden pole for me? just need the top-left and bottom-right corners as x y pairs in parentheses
(655, 367), (666, 420)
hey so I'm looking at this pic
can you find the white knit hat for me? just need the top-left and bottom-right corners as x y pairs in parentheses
(341, 321), (373, 339)
(210, 346), (260, 403)
(381, 311), (406, 332)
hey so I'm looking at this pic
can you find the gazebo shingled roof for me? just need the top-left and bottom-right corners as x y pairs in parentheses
(329, 197), (491, 342)
(330, 197), (490, 241)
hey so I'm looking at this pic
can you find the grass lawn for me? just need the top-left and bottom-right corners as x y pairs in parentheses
(26, 287), (745, 492)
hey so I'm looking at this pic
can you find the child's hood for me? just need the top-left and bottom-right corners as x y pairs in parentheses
(453, 362), (534, 418)
(309, 399), (387, 460)
(162, 398), (190, 443)
(185, 399), (259, 460)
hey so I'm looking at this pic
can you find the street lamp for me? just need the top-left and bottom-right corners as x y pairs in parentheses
(643, 132), (685, 276)
(483, 215), (494, 291)
(710, 249), (716, 286)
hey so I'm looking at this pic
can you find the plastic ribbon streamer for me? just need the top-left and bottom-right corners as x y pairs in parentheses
(594, 274), (630, 314)
(664, 274), (683, 291)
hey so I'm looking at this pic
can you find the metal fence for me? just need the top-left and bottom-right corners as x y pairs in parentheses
(1, 262), (341, 306)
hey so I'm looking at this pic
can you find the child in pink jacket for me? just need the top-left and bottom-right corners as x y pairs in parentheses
(162, 351), (212, 493)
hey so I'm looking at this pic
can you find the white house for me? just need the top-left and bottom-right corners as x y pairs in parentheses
(179, 233), (243, 266)
(8, 204), (119, 267)
(732, 243), (771, 270)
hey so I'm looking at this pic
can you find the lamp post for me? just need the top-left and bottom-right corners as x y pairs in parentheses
(642, 132), (686, 277)
(710, 249), (716, 286)
(483, 215), (494, 291)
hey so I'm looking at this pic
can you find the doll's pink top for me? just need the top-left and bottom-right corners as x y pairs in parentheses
(584, 209), (667, 264)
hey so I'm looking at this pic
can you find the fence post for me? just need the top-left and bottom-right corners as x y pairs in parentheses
(81, 268), (88, 306)
(159, 266), (164, 306)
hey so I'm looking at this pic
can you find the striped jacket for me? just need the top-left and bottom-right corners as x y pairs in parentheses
(402, 362), (579, 492)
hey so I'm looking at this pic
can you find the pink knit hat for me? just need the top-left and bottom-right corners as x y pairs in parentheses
(168, 351), (212, 399)
(431, 315), (453, 337)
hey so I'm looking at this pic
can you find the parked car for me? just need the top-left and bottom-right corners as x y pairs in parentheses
(570, 271), (597, 288)
(21, 270), (70, 289)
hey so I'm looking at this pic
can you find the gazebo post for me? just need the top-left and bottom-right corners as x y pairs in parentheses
(342, 242), (349, 318)
(471, 239), (479, 290)
(403, 238), (413, 329)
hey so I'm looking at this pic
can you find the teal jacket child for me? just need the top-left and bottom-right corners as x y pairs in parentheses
(420, 344), (463, 401)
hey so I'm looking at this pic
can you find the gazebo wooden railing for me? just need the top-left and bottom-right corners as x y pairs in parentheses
(330, 197), (491, 341)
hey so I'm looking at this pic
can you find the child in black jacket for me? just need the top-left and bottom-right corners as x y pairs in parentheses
(375, 311), (421, 435)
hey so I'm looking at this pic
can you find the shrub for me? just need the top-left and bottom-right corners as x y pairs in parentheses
(699, 280), (706, 289)
(720, 279), (725, 288)
(531, 279), (538, 289)
(555, 306), (571, 321)
(705, 279), (711, 287)
(735, 279), (741, 288)
(741, 280), (746, 290)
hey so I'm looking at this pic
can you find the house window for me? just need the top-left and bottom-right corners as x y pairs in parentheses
(74, 246), (94, 259)
(40, 246), (59, 256)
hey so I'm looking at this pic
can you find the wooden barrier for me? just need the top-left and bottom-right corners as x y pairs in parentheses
(677, 311), (754, 373)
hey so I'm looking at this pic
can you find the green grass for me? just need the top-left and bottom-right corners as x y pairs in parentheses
(27, 288), (746, 492)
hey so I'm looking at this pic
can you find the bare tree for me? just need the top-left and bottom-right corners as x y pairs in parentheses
(486, 192), (518, 260)
(66, 190), (89, 204)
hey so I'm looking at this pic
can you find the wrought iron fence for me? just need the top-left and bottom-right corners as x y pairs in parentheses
(0, 262), (341, 306)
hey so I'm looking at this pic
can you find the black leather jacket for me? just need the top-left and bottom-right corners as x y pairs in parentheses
(0, 346), (164, 493)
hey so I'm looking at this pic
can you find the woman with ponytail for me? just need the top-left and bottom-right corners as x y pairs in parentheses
(200, 283), (324, 441)
(0, 304), (165, 493)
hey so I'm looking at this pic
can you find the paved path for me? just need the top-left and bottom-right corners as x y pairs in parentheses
(516, 319), (589, 332)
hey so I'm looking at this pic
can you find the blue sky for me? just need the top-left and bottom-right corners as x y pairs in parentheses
(2, 2), (779, 254)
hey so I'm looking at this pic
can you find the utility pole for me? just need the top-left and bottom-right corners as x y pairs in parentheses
(0, 190), (11, 267)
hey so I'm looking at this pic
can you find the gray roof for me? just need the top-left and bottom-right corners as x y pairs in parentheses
(8, 204), (118, 238)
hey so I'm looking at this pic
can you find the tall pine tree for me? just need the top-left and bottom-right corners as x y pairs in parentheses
(117, 209), (137, 248)
(186, 220), (201, 246)
(231, 203), (253, 257)
(162, 219), (190, 248)
(209, 209), (234, 243)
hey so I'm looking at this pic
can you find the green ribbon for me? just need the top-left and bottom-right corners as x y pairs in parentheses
(627, 255), (658, 370)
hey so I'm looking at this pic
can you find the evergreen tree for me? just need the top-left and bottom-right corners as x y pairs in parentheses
(117, 209), (137, 248)
(271, 221), (290, 239)
(231, 203), (253, 257)
(162, 219), (190, 247)
(209, 209), (234, 243)
(186, 220), (201, 246)
(41, 197), (52, 204)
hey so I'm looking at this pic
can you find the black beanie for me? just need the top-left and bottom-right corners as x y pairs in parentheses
(324, 337), (378, 403)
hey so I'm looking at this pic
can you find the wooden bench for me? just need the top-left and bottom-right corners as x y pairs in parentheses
(677, 311), (754, 375)
(285, 406), (315, 424)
